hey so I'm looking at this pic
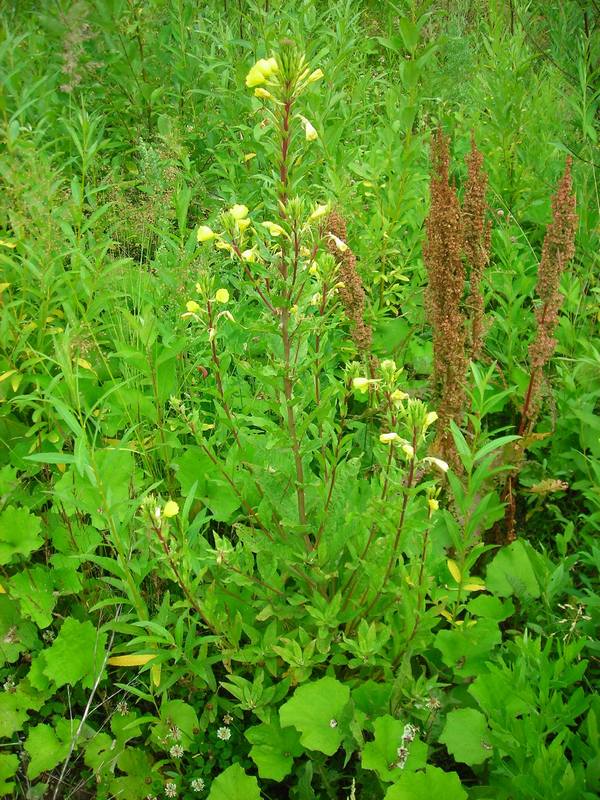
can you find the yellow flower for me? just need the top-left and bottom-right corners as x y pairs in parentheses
(428, 497), (439, 514)
(391, 389), (408, 404)
(401, 443), (415, 459)
(163, 500), (179, 518)
(186, 300), (201, 313)
(300, 115), (318, 141)
(352, 377), (379, 394)
(241, 248), (258, 262)
(380, 359), (396, 371)
(424, 411), (438, 428)
(237, 217), (251, 232)
(379, 432), (399, 444)
(307, 68), (324, 83)
(254, 87), (273, 100)
(229, 204), (249, 220)
(246, 57), (278, 87)
(423, 456), (449, 473)
(197, 225), (216, 243)
(215, 240), (234, 254)
(328, 233), (347, 252)
(215, 288), (230, 304)
(309, 204), (329, 222)
(263, 221), (285, 237)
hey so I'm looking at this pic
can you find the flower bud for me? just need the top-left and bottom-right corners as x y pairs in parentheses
(197, 225), (216, 243)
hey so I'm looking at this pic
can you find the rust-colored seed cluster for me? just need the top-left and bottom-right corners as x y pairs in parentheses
(463, 133), (491, 360)
(522, 158), (577, 431)
(325, 211), (373, 353)
(423, 130), (467, 467)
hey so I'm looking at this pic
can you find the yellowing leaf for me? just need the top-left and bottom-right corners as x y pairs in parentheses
(0, 370), (17, 384)
(0, 283), (10, 293)
(463, 582), (486, 592)
(151, 663), (161, 687)
(75, 358), (94, 372)
(10, 373), (21, 392)
(107, 654), (156, 667)
(0, 239), (16, 249)
(447, 559), (462, 584)
(0, 583), (5, 593)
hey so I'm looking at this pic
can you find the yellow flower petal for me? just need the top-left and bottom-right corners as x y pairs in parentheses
(263, 221), (285, 237)
(197, 225), (216, 243)
(309, 204), (329, 222)
(307, 68), (324, 83)
(379, 432), (399, 444)
(186, 300), (201, 313)
(215, 288), (229, 304)
(300, 116), (318, 141)
(230, 204), (249, 220)
(163, 500), (179, 518)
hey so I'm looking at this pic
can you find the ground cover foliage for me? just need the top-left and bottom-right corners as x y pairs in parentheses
(0, 0), (599, 797)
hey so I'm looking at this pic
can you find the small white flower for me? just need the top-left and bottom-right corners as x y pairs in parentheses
(216, 726), (231, 741)
(170, 744), (184, 758)
(191, 778), (205, 792)
(116, 700), (128, 716)
(329, 719), (338, 728)
(165, 783), (177, 798)
(402, 723), (418, 743)
(396, 745), (409, 769)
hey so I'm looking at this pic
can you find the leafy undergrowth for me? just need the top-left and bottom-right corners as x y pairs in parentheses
(0, 1), (598, 799)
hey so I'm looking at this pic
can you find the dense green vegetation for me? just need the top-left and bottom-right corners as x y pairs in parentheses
(0, 1), (598, 798)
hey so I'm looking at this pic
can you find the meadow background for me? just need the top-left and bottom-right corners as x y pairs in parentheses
(0, 1), (598, 798)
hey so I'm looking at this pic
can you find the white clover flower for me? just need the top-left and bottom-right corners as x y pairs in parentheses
(329, 719), (338, 728)
(169, 744), (184, 759)
(216, 726), (231, 741)
(165, 783), (177, 798)
(191, 778), (205, 792)
(116, 700), (128, 716)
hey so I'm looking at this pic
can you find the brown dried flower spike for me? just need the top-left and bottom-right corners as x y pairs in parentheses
(325, 211), (372, 353)
(463, 132), (491, 360)
(423, 130), (467, 467)
(521, 158), (577, 434)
